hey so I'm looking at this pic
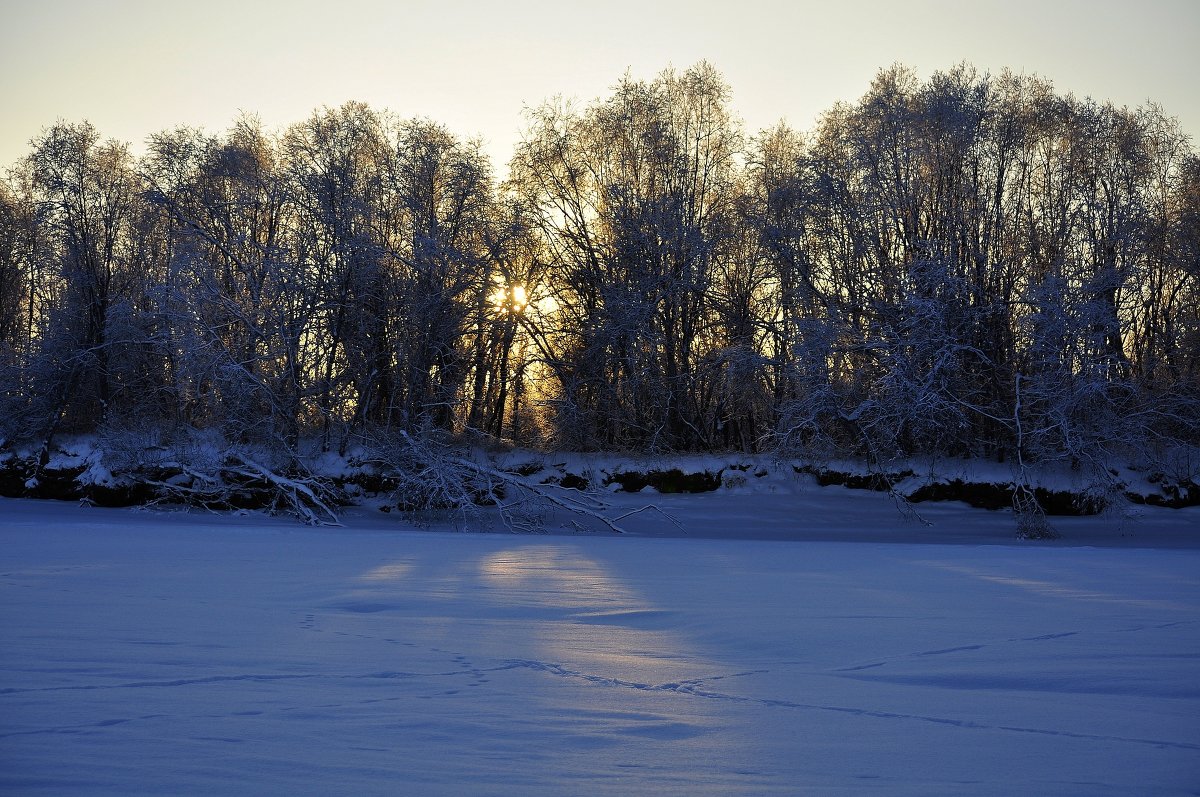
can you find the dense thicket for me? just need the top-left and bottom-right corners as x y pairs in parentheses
(2, 63), (1197, 484)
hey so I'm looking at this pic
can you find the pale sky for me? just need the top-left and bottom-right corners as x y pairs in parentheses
(2, 0), (1197, 172)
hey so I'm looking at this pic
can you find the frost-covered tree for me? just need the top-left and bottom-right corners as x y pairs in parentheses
(512, 62), (743, 450)
(144, 118), (304, 450)
(382, 118), (495, 433)
(20, 123), (141, 456)
(0, 63), (1196, 507)
(283, 102), (389, 447)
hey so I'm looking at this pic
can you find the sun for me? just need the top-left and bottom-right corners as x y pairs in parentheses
(491, 283), (527, 315)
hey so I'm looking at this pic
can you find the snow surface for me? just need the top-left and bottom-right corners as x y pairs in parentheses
(2, 489), (1198, 795)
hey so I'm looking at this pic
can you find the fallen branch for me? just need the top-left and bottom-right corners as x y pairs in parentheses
(444, 454), (631, 533)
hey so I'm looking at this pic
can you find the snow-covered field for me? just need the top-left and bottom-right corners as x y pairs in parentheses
(2, 487), (1198, 795)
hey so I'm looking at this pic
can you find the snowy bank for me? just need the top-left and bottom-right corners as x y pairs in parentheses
(1, 437), (1198, 541)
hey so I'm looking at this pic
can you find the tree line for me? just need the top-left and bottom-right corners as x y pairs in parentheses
(1, 62), (1197, 480)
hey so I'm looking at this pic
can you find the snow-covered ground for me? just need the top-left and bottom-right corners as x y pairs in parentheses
(2, 487), (1198, 795)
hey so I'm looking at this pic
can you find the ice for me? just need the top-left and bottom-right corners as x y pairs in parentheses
(2, 494), (1198, 795)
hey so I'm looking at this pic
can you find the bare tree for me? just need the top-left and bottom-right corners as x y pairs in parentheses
(23, 123), (139, 458)
(512, 63), (743, 450)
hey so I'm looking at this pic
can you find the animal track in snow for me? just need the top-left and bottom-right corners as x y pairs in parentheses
(501, 658), (1200, 752)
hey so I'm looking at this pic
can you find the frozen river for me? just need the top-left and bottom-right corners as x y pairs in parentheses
(2, 496), (1198, 794)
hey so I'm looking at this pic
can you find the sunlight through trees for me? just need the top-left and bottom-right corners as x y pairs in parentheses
(1, 63), (1196, 489)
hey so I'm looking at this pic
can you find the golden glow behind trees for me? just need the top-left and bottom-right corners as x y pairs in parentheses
(0, 63), (1196, 466)
(511, 63), (744, 450)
